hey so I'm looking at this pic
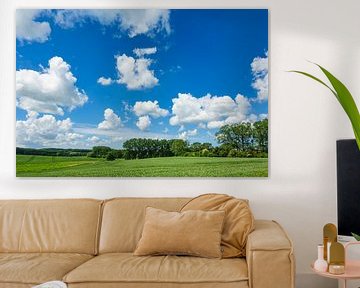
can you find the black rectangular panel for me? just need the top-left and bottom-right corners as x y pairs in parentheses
(337, 139), (360, 236)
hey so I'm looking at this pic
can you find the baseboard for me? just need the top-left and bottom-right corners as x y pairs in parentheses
(296, 273), (337, 288)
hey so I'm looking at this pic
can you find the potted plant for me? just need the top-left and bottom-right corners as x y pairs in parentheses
(291, 63), (360, 149)
(291, 64), (360, 240)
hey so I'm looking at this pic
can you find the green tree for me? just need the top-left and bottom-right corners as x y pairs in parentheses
(215, 122), (253, 151)
(253, 119), (268, 152)
(106, 151), (117, 161)
(91, 146), (112, 158)
(170, 139), (188, 156)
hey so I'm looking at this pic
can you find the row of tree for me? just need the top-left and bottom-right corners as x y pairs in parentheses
(17, 120), (268, 161)
(16, 147), (90, 157)
(87, 119), (268, 160)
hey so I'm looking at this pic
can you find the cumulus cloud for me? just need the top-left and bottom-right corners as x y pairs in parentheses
(133, 47), (157, 57)
(16, 10), (51, 43)
(115, 54), (158, 90)
(16, 56), (88, 115)
(117, 10), (170, 38)
(17, 10), (170, 44)
(98, 108), (123, 130)
(178, 129), (197, 140)
(133, 100), (169, 118)
(54, 10), (119, 28)
(16, 112), (84, 148)
(97, 77), (113, 86)
(53, 9), (170, 38)
(136, 115), (151, 131)
(88, 136), (101, 143)
(169, 93), (251, 129)
(251, 52), (268, 102)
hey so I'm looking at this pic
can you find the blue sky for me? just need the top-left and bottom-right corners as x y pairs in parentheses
(16, 9), (268, 149)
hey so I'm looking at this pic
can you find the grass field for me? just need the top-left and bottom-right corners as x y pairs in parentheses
(16, 155), (268, 177)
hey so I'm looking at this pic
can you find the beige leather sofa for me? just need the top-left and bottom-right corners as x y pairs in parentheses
(0, 198), (295, 288)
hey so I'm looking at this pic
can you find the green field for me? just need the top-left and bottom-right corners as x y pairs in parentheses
(16, 155), (268, 177)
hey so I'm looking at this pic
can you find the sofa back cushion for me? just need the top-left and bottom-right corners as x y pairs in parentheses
(0, 199), (102, 254)
(99, 198), (189, 253)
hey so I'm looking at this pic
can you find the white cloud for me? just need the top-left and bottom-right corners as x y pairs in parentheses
(88, 136), (101, 143)
(133, 47), (157, 57)
(17, 10), (170, 44)
(133, 100), (169, 118)
(169, 93), (251, 129)
(97, 77), (113, 86)
(54, 10), (119, 28)
(259, 113), (268, 120)
(16, 112), (84, 148)
(178, 129), (197, 140)
(16, 10), (51, 43)
(136, 115), (151, 131)
(197, 123), (206, 129)
(246, 114), (260, 123)
(207, 121), (227, 129)
(98, 108), (123, 130)
(74, 125), (171, 143)
(251, 52), (268, 102)
(117, 10), (170, 38)
(115, 54), (158, 90)
(53, 9), (170, 38)
(16, 56), (88, 115)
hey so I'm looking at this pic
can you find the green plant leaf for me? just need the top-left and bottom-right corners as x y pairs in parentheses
(289, 70), (337, 97)
(316, 65), (360, 149)
(290, 64), (360, 150)
(351, 232), (360, 241)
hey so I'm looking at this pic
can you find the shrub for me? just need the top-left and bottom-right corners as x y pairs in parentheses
(106, 151), (117, 161)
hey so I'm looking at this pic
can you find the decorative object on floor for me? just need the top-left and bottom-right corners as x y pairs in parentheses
(181, 193), (255, 257)
(290, 63), (360, 150)
(33, 281), (67, 288)
(323, 223), (337, 262)
(314, 244), (328, 272)
(312, 259), (360, 288)
(16, 9), (268, 177)
(133, 207), (225, 258)
(329, 242), (345, 275)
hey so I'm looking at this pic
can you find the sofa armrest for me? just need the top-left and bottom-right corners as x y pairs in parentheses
(246, 220), (295, 288)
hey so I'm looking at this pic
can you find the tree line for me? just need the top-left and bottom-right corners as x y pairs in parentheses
(16, 119), (268, 160)
(16, 147), (91, 157)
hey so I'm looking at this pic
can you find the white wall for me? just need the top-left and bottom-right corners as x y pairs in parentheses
(1, 0), (359, 287)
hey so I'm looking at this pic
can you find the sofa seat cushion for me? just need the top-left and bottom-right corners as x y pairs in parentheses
(67, 283), (249, 288)
(0, 253), (93, 285)
(64, 253), (248, 285)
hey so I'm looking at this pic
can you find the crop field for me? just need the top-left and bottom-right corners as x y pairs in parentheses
(16, 155), (268, 177)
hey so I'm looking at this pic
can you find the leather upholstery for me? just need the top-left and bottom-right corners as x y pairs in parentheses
(0, 253), (92, 285)
(99, 198), (189, 253)
(134, 207), (225, 258)
(246, 220), (295, 288)
(0, 199), (102, 254)
(63, 253), (248, 284)
(181, 194), (254, 257)
(68, 282), (249, 288)
(0, 284), (32, 288)
(0, 198), (295, 288)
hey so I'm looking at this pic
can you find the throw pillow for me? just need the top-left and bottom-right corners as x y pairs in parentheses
(134, 207), (225, 258)
(181, 193), (254, 258)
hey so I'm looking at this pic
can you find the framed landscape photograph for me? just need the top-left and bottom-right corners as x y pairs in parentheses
(16, 9), (269, 177)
